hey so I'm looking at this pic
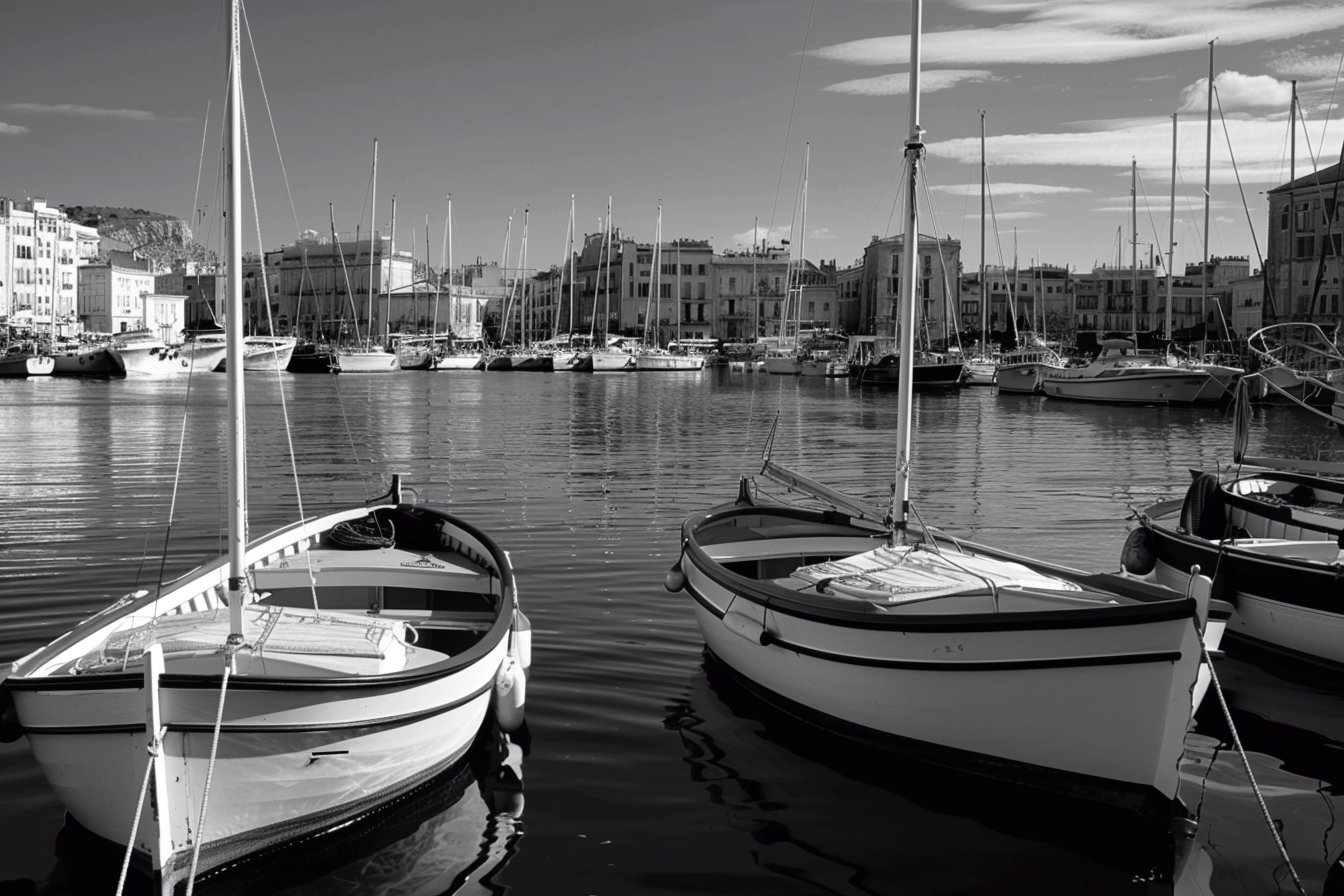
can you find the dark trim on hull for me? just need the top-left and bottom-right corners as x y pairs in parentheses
(686, 583), (1183, 668)
(702, 649), (1178, 818)
(16, 677), (495, 736)
(681, 505), (1198, 633)
(1142, 518), (1344, 615)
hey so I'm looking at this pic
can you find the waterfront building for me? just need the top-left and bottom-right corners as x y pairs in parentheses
(1265, 160), (1342, 324)
(855, 233), (962, 342)
(0, 198), (100, 334)
(78, 261), (155, 335)
(1229, 273), (1265, 338)
(712, 246), (790, 343)
(270, 232), (413, 342)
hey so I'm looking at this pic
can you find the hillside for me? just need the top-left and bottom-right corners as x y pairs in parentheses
(60, 204), (216, 269)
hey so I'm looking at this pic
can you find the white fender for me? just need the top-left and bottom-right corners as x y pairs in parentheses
(494, 657), (526, 733)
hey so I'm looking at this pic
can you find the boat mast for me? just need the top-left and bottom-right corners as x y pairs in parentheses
(646, 204), (659, 347)
(979, 109), (986, 356)
(1202, 39), (1214, 352)
(520, 208), (529, 351)
(1131, 159), (1138, 339)
(892, 0), (923, 546)
(1166, 113), (1176, 342)
(447, 196), (454, 343)
(366, 138), (378, 350)
(676, 236), (683, 349)
(568, 196), (576, 345)
(388, 195), (396, 345)
(798, 142), (809, 344)
(225, 0), (246, 643)
(603, 198), (613, 344)
(752, 216), (759, 342)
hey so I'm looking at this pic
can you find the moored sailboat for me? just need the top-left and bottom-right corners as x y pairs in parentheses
(0, 7), (530, 892)
(666, 0), (1224, 812)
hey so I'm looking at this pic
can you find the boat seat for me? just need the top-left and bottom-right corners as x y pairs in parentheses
(251, 546), (498, 594)
(1228, 539), (1343, 563)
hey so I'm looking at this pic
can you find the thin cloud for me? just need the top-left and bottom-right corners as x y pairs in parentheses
(730, 224), (791, 248)
(810, 2), (1344, 67)
(1178, 72), (1290, 113)
(931, 182), (1090, 197)
(0, 122), (29, 135)
(5, 103), (155, 121)
(825, 70), (996, 96)
(927, 114), (1344, 184)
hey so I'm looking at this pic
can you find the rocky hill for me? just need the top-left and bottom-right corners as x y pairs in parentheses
(60, 205), (216, 269)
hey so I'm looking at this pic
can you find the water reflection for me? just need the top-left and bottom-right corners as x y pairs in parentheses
(666, 655), (1191, 894)
(1183, 657), (1344, 896)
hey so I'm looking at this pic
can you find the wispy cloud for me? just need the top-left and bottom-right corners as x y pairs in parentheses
(4, 103), (155, 121)
(931, 182), (1091, 197)
(926, 114), (1344, 184)
(731, 224), (791, 248)
(0, 122), (29, 135)
(810, 2), (1344, 67)
(824, 70), (997, 96)
(1178, 72), (1291, 113)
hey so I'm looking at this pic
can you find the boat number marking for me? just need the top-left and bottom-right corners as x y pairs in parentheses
(933, 644), (964, 654)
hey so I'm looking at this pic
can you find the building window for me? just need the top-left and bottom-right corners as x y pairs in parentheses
(729, 276), (737, 291)
(697, 264), (706, 276)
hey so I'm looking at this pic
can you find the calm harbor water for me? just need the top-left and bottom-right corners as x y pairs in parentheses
(1, 370), (1342, 895)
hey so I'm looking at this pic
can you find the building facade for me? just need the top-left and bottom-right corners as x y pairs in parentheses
(1, 198), (100, 334)
(1266, 161), (1342, 323)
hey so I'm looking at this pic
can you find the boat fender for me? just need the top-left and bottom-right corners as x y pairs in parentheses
(1180, 473), (1225, 540)
(1120, 528), (1157, 576)
(663, 561), (687, 593)
(512, 610), (532, 673)
(723, 607), (772, 646)
(0, 687), (20, 743)
(493, 658), (526, 733)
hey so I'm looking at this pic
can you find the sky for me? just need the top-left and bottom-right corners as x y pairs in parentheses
(4, 0), (1344, 278)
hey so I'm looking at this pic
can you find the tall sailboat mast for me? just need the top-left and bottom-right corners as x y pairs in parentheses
(1131, 159), (1138, 338)
(892, 0), (923, 545)
(225, 0), (246, 641)
(1201, 39), (1214, 351)
(1166, 114), (1176, 341)
(979, 109), (987, 355)
(366, 138), (378, 350)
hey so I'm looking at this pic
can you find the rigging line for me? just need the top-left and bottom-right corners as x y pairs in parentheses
(765, 0), (816, 248)
(185, 2), (225, 233)
(1213, 86), (1268, 275)
(1317, 52), (1344, 155)
(188, 100), (211, 245)
(241, 2), (302, 239)
(329, 203), (377, 492)
(984, 167), (1007, 269)
(1135, 171), (1167, 270)
(918, 161), (963, 345)
(241, 64), (316, 559)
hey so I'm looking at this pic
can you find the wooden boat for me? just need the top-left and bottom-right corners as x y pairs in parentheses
(1126, 381), (1344, 677)
(667, 0), (1225, 812)
(286, 339), (338, 374)
(0, 7), (530, 892)
(1246, 322), (1344, 406)
(109, 329), (217, 377)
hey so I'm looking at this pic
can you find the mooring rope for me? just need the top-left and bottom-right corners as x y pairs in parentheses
(114, 725), (168, 896)
(1199, 628), (1309, 895)
(184, 658), (233, 896)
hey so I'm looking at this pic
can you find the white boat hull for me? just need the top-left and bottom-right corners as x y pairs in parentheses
(336, 350), (400, 373)
(673, 496), (1213, 805)
(112, 343), (222, 377)
(763, 356), (801, 375)
(435, 353), (485, 370)
(591, 350), (635, 372)
(636, 353), (705, 371)
(3, 497), (526, 887)
(1043, 369), (1210, 404)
